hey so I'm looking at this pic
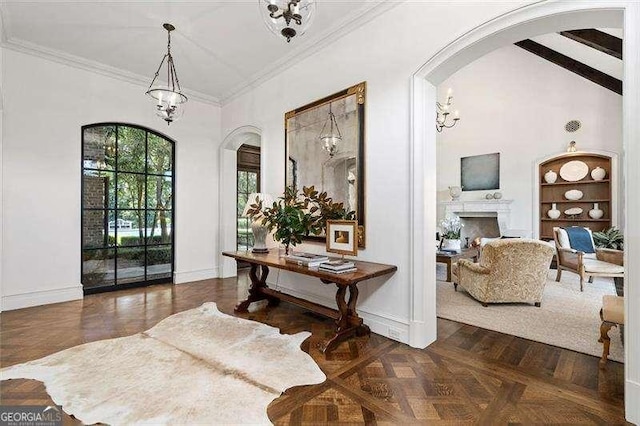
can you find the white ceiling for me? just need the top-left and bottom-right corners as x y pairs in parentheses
(0, 1), (394, 104)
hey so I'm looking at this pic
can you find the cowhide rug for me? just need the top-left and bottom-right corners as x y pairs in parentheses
(0, 302), (326, 425)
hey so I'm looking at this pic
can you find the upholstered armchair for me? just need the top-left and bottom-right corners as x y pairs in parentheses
(453, 239), (554, 307)
(553, 227), (624, 291)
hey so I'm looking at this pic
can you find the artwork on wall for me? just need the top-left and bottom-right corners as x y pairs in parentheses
(461, 153), (500, 191)
(285, 82), (366, 247)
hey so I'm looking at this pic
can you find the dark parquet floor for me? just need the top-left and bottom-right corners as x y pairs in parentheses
(0, 273), (628, 425)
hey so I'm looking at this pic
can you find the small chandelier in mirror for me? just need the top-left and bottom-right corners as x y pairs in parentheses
(436, 88), (460, 132)
(146, 23), (188, 125)
(319, 103), (342, 158)
(259, 0), (316, 42)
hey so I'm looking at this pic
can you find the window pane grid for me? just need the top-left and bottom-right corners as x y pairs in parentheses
(82, 124), (174, 291)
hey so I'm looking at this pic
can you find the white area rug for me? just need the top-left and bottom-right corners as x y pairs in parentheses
(436, 266), (623, 362)
(0, 303), (326, 425)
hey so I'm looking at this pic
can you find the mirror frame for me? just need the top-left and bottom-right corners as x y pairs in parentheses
(284, 82), (366, 247)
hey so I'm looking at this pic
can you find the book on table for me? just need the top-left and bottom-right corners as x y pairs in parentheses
(319, 266), (358, 274)
(284, 252), (330, 268)
(319, 260), (356, 271)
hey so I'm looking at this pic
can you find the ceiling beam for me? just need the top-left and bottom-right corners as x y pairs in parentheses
(515, 39), (622, 95)
(559, 29), (623, 60)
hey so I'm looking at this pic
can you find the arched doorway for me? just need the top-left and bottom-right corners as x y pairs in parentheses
(408, 2), (639, 422)
(218, 126), (262, 278)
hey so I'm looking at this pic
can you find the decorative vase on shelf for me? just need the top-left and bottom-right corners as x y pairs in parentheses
(589, 203), (604, 219)
(544, 170), (558, 184)
(548, 203), (561, 219)
(591, 167), (606, 181)
(449, 186), (462, 200)
(441, 238), (462, 252)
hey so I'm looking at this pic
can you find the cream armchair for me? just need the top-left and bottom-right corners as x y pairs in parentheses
(553, 227), (624, 291)
(453, 239), (554, 307)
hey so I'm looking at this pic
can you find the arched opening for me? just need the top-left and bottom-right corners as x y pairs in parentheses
(218, 126), (262, 278)
(408, 3), (639, 421)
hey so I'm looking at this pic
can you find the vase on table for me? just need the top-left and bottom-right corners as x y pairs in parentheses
(441, 238), (462, 252)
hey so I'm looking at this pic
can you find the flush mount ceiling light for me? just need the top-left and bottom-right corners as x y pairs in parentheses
(319, 102), (342, 157)
(146, 23), (188, 125)
(259, 0), (316, 42)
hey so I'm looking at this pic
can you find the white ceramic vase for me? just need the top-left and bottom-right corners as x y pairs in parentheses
(589, 203), (604, 219)
(591, 166), (606, 181)
(441, 238), (462, 252)
(449, 186), (462, 200)
(548, 203), (561, 219)
(544, 170), (558, 184)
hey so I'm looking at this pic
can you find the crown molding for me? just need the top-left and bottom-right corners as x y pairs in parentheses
(220, 0), (403, 105)
(0, 37), (221, 107)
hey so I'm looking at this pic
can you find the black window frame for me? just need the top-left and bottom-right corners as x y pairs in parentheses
(81, 122), (176, 295)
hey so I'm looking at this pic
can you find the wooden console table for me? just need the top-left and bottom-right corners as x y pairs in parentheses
(436, 248), (479, 282)
(222, 250), (397, 354)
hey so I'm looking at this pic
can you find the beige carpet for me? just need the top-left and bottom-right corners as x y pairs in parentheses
(436, 267), (624, 362)
(0, 303), (326, 425)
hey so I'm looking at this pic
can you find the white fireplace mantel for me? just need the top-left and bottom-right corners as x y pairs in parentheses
(439, 200), (517, 236)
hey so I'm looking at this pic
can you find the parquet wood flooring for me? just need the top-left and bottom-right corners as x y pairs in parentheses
(0, 273), (628, 425)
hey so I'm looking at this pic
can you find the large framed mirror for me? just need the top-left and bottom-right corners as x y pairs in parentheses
(285, 82), (366, 247)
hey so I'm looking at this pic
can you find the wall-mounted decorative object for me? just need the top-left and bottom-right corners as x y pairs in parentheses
(548, 203), (561, 219)
(567, 140), (578, 152)
(544, 170), (558, 184)
(559, 160), (588, 181)
(564, 189), (584, 200)
(565, 207), (583, 218)
(259, 0), (316, 42)
(436, 88), (460, 132)
(493, 192), (502, 199)
(285, 82), (366, 247)
(461, 153), (500, 191)
(326, 220), (358, 256)
(589, 203), (604, 219)
(448, 186), (462, 200)
(591, 166), (606, 181)
(146, 23), (187, 125)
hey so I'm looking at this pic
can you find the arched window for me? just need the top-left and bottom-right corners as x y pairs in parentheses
(81, 123), (175, 293)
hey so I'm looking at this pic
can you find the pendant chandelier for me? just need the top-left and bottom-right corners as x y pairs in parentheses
(259, 0), (316, 42)
(146, 23), (188, 125)
(436, 88), (460, 132)
(319, 103), (342, 158)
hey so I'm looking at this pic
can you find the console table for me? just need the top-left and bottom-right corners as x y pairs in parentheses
(222, 250), (397, 354)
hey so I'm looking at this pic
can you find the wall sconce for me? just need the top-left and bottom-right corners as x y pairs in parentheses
(436, 88), (460, 132)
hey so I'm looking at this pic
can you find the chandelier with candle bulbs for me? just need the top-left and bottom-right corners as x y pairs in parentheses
(436, 88), (460, 132)
(146, 23), (188, 125)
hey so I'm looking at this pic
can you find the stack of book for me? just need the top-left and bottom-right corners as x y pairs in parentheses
(284, 252), (329, 268)
(319, 259), (357, 274)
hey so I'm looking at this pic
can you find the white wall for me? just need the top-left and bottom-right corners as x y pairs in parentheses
(220, 1), (530, 343)
(1, 49), (221, 310)
(436, 44), (623, 233)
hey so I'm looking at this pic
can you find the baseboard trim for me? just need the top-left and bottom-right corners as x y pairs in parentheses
(627, 379), (640, 424)
(1, 285), (83, 311)
(174, 268), (219, 284)
(272, 282), (410, 344)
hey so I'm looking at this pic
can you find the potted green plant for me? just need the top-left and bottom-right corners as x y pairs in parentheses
(246, 186), (355, 255)
(593, 227), (624, 250)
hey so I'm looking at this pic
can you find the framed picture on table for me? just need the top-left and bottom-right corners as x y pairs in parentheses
(326, 220), (358, 256)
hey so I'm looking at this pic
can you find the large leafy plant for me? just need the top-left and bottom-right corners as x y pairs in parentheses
(593, 227), (624, 250)
(246, 186), (355, 254)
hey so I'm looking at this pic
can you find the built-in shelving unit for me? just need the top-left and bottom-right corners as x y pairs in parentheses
(539, 153), (612, 240)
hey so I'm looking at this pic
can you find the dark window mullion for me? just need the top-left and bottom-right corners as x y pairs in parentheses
(114, 125), (119, 283)
(144, 130), (148, 282)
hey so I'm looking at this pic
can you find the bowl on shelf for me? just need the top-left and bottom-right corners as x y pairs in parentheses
(564, 189), (584, 200)
(564, 207), (583, 218)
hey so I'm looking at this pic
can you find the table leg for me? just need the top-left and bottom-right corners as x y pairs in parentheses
(322, 283), (369, 354)
(235, 263), (279, 312)
(446, 259), (452, 282)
